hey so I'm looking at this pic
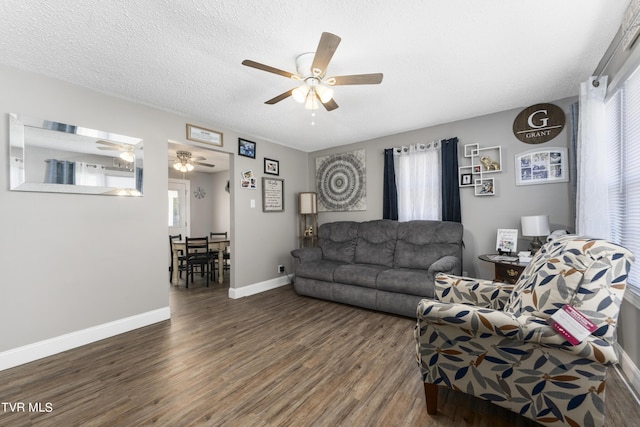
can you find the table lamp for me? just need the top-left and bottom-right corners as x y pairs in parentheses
(521, 215), (550, 255)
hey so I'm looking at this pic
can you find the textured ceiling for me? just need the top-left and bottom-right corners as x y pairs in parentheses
(0, 1), (631, 153)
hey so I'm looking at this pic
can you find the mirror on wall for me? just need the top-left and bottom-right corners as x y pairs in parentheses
(9, 113), (143, 196)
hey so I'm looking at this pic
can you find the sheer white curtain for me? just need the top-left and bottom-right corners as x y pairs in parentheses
(394, 141), (441, 221)
(576, 76), (610, 239)
(10, 156), (24, 186)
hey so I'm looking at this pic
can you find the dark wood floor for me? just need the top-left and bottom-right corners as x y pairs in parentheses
(1, 275), (639, 426)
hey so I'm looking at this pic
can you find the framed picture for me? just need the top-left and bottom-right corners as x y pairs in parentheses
(496, 229), (519, 254)
(238, 138), (256, 159)
(186, 124), (223, 147)
(240, 169), (256, 189)
(475, 178), (495, 196)
(262, 177), (284, 212)
(515, 147), (568, 186)
(461, 173), (472, 186)
(264, 158), (279, 176)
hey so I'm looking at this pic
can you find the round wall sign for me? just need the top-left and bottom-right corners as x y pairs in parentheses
(512, 103), (565, 144)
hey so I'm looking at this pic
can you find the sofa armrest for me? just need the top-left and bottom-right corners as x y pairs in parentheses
(434, 273), (514, 310)
(290, 247), (323, 264)
(427, 255), (460, 278)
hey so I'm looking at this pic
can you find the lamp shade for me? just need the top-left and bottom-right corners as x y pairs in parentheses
(299, 192), (317, 214)
(521, 215), (550, 237)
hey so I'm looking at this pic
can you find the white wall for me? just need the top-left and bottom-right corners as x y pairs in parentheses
(0, 64), (308, 366)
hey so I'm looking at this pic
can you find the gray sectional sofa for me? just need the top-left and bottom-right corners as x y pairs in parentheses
(290, 219), (464, 317)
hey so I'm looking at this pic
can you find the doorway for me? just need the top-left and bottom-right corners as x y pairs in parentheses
(167, 140), (232, 287)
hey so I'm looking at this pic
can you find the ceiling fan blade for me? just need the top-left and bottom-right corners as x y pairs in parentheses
(242, 59), (295, 79)
(329, 73), (384, 85)
(194, 161), (215, 168)
(265, 89), (294, 105)
(322, 98), (339, 112)
(192, 156), (206, 161)
(96, 140), (122, 148)
(311, 32), (341, 75)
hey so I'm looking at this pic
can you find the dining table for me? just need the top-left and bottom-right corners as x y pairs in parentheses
(171, 238), (230, 285)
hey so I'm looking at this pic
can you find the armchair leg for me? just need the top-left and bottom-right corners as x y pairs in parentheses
(424, 383), (438, 415)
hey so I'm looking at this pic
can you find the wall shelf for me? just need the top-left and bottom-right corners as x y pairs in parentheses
(459, 144), (502, 196)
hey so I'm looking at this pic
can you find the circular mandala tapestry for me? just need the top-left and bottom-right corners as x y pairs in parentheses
(315, 149), (366, 211)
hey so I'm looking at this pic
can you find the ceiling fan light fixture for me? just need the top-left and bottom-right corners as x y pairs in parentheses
(292, 85), (309, 103)
(316, 84), (334, 103)
(119, 151), (135, 162)
(174, 150), (195, 173)
(304, 90), (319, 110)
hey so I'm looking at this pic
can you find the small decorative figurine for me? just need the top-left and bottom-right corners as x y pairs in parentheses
(304, 226), (314, 237)
(480, 156), (500, 171)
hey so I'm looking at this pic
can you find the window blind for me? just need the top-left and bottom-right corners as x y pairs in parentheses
(606, 67), (640, 291)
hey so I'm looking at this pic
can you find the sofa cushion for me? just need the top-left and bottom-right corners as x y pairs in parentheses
(394, 220), (463, 269)
(355, 220), (398, 267)
(318, 221), (359, 263)
(377, 268), (435, 298)
(334, 264), (390, 289)
(296, 259), (346, 282)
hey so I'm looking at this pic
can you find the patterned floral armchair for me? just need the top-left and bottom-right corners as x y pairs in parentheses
(415, 236), (634, 427)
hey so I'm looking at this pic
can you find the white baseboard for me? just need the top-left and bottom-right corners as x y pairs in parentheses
(0, 306), (170, 372)
(228, 276), (290, 299)
(618, 344), (640, 397)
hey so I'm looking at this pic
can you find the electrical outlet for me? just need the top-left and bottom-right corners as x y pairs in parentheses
(277, 265), (285, 274)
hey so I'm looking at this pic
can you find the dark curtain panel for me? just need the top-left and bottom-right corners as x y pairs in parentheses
(136, 167), (143, 193)
(382, 148), (398, 220)
(441, 137), (461, 222)
(44, 159), (75, 184)
(569, 101), (579, 229)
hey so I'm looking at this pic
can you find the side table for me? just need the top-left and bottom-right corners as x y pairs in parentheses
(478, 254), (528, 284)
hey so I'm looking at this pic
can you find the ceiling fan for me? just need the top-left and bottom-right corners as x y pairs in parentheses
(242, 32), (383, 111)
(172, 150), (215, 172)
(96, 140), (135, 162)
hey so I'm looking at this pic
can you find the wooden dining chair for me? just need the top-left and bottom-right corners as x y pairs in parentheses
(210, 231), (230, 271)
(169, 234), (186, 283)
(185, 236), (215, 288)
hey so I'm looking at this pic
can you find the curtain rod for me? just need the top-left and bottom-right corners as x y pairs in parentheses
(382, 137), (457, 153)
(593, 3), (640, 87)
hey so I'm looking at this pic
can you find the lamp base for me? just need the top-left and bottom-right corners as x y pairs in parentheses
(528, 236), (543, 255)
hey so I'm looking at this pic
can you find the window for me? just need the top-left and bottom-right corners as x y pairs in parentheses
(605, 66), (640, 293)
(394, 142), (441, 221)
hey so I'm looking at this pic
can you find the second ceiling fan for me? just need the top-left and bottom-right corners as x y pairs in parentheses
(242, 32), (383, 111)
